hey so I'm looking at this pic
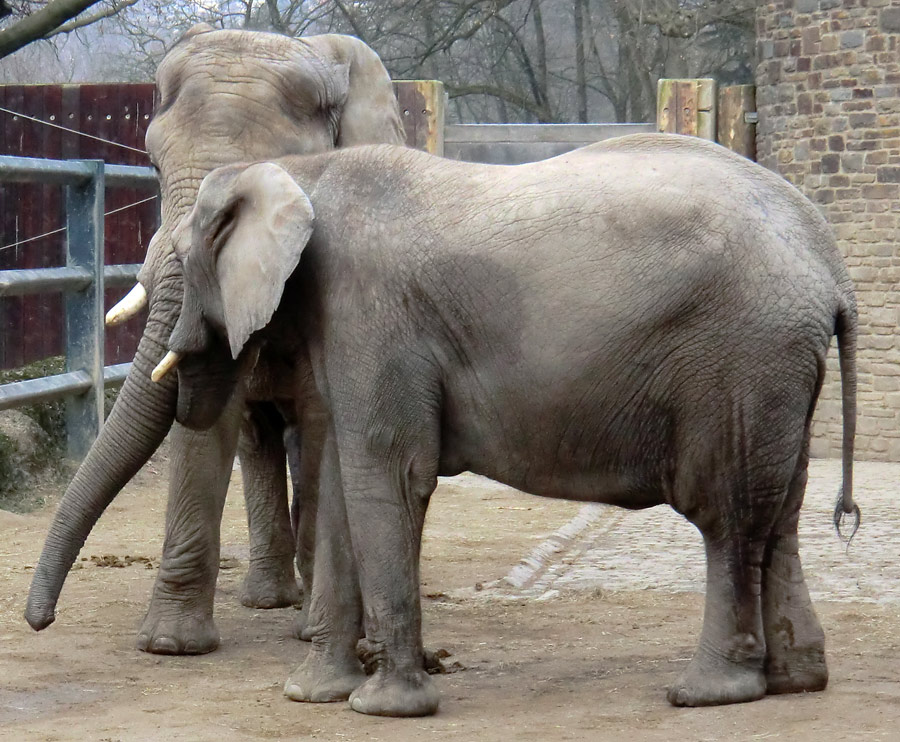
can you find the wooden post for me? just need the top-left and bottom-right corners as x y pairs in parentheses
(657, 79), (717, 141)
(392, 80), (445, 156)
(718, 85), (757, 161)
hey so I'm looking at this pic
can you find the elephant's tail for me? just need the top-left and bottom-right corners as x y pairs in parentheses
(833, 291), (860, 543)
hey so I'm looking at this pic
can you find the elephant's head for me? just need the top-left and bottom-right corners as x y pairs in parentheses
(156, 162), (315, 431)
(25, 26), (403, 632)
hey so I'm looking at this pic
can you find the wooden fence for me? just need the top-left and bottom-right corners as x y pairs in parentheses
(0, 83), (156, 369)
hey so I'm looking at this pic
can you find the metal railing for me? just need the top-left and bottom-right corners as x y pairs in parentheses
(0, 155), (158, 460)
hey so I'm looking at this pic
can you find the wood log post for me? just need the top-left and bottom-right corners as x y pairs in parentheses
(717, 85), (757, 161)
(392, 80), (446, 156)
(656, 79), (717, 141)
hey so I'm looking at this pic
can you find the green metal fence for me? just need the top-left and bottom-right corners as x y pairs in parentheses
(0, 154), (157, 459)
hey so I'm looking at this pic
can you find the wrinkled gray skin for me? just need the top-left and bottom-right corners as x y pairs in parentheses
(168, 135), (858, 717)
(24, 26), (405, 655)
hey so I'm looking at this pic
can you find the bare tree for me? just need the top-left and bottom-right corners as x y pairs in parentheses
(307, 1), (753, 123)
(575, 0), (754, 122)
(3, 0), (755, 123)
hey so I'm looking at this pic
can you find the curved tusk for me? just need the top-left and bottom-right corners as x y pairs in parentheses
(151, 351), (181, 383)
(106, 283), (148, 326)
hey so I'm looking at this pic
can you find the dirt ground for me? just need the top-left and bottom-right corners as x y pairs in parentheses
(1, 453), (898, 741)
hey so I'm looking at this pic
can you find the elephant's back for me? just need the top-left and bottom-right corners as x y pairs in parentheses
(307, 141), (849, 335)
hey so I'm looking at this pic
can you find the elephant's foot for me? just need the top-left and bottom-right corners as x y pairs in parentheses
(764, 615), (828, 694)
(356, 639), (449, 676)
(349, 667), (439, 717)
(292, 602), (313, 641)
(763, 544), (828, 695)
(283, 646), (366, 703)
(240, 556), (301, 609)
(765, 654), (828, 695)
(137, 609), (220, 655)
(668, 642), (766, 707)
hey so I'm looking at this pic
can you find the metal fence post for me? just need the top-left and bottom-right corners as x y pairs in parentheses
(64, 160), (105, 460)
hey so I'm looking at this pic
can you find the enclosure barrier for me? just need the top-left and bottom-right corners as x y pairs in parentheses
(657, 79), (757, 160)
(398, 79), (757, 162)
(0, 154), (158, 460)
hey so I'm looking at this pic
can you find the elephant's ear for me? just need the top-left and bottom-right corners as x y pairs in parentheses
(194, 162), (314, 359)
(180, 22), (214, 42)
(319, 35), (405, 147)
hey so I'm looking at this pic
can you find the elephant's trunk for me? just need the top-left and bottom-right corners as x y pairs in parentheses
(25, 298), (179, 631)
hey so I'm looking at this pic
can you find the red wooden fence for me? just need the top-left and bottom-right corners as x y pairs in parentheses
(0, 83), (157, 370)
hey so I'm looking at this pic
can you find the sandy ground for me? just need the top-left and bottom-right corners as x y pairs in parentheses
(1, 455), (898, 741)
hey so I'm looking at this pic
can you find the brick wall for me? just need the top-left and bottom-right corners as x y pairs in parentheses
(756, 1), (900, 460)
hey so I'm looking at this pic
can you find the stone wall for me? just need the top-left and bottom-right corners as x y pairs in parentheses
(756, 1), (900, 460)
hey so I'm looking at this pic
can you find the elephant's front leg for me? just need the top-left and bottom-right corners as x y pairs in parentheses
(284, 426), (366, 702)
(137, 392), (244, 655)
(334, 440), (440, 717)
(237, 401), (300, 609)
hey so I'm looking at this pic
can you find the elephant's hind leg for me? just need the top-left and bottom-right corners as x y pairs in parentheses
(761, 436), (828, 695)
(667, 524), (770, 707)
(237, 401), (300, 609)
(667, 411), (804, 706)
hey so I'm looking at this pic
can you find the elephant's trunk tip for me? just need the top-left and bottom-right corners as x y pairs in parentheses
(24, 595), (57, 632)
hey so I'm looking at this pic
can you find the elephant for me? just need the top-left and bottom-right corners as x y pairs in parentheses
(24, 25), (405, 655)
(157, 134), (858, 717)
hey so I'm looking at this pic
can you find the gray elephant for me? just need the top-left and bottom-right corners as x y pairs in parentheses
(24, 26), (404, 655)
(158, 134), (857, 717)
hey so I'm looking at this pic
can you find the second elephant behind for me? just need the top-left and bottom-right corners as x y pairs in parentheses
(24, 25), (405, 656)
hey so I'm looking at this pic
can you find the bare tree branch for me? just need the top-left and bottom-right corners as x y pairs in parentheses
(0, 0), (103, 58)
(630, 0), (755, 38)
(49, 0), (139, 36)
(446, 81), (554, 121)
(333, 0), (369, 43)
(1, 0), (755, 124)
(490, 12), (549, 114)
(265, 0), (287, 33)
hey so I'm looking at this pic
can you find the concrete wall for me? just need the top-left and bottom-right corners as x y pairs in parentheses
(444, 123), (654, 164)
(756, 1), (900, 460)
